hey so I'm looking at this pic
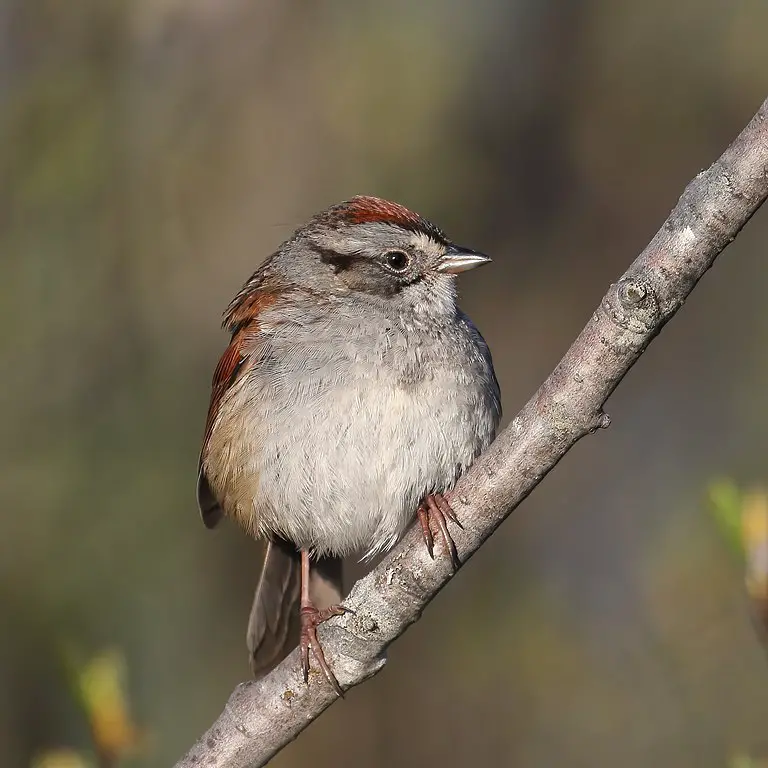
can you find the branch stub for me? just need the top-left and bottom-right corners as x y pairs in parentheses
(603, 278), (660, 334)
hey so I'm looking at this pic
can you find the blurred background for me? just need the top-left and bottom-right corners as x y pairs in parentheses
(2, 1), (768, 766)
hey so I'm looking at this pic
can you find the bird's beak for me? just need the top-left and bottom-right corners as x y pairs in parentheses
(435, 244), (492, 274)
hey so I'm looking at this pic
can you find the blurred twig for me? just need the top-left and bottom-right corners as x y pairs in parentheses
(176, 96), (768, 768)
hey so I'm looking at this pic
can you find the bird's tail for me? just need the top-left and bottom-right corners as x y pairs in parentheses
(247, 539), (344, 678)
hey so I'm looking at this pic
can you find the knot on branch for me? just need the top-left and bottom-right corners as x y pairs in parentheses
(602, 278), (659, 334)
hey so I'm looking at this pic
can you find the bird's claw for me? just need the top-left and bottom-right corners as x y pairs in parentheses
(417, 493), (462, 572)
(299, 604), (348, 697)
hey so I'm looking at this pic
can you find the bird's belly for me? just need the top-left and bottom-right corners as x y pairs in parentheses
(250, 374), (494, 558)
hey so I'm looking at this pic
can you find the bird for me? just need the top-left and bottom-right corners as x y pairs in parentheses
(197, 196), (501, 694)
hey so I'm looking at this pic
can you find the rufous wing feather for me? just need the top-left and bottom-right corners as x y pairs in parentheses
(196, 326), (253, 528)
(196, 283), (281, 528)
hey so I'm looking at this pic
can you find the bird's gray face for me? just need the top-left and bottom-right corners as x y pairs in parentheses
(278, 221), (490, 319)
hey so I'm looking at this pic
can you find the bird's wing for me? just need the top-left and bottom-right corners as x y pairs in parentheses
(197, 280), (282, 528)
(196, 325), (256, 528)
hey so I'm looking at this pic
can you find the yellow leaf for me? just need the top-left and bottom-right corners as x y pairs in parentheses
(742, 490), (768, 602)
(75, 649), (144, 760)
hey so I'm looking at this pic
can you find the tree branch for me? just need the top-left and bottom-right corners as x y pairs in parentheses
(175, 97), (768, 768)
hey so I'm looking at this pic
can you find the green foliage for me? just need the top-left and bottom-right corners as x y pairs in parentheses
(707, 478), (746, 561)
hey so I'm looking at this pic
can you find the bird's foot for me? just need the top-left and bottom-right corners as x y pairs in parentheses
(416, 492), (463, 572)
(299, 603), (351, 697)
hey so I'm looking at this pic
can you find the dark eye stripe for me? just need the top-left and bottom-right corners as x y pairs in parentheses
(311, 243), (415, 282)
(313, 245), (360, 272)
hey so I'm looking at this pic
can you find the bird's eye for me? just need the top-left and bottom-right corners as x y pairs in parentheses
(383, 250), (410, 272)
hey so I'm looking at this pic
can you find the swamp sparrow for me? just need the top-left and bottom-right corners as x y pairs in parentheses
(197, 196), (501, 693)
